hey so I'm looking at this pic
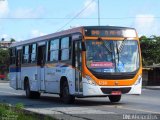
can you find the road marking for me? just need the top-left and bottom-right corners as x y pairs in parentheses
(105, 105), (160, 114)
(0, 91), (22, 95)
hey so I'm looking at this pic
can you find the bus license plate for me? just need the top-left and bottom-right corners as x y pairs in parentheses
(111, 91), (122, 95)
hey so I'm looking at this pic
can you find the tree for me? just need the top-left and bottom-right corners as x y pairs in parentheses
(140, 35), (160, 66)
(1, 38), (4, 41)
(0, 48), (10, 74)
(10, 38), (16, 43)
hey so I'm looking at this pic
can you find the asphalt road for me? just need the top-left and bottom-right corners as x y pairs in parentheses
(0, 82), (160, 120)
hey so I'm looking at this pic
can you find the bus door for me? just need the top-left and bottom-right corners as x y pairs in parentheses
(74, 40), (83, 94)
(37, 43), (46, 91)
(16, 49), (22, 89)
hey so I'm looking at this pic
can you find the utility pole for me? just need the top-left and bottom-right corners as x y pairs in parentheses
(98, 0), (100, 26)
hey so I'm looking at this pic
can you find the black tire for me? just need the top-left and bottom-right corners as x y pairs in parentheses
(25, 81), (40, 99)
(25, 80), (32, 98)
(108, 95), (121, 103)
(32, 91), (40, 99)
(61, 81), (75, 104)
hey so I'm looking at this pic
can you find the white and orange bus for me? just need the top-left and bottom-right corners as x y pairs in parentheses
(9, 26), (142, 103)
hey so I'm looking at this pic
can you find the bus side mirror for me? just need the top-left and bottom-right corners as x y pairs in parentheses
(81, 42), (86, 51)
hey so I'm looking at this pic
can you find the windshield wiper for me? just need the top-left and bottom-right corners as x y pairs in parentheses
(98, 38), (112, 53)
(118, 37), (127, 53)
(116, 42), (120, 63)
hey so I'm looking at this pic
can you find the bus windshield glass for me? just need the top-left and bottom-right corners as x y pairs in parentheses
(85, 40), (139, 73)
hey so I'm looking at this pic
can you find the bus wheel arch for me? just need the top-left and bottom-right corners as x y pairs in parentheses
(60, 76), (75, 104)
(24, 76), (29, 90)
(24, 76), (40, 99)
(24, 77), (32, 98)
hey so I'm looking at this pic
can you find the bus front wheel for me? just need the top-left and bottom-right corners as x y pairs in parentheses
(108, 95), (121, 103)
(61, 81), (75, 104)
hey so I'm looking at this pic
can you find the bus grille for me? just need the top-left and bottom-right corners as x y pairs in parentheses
(101, 87), (131, 94)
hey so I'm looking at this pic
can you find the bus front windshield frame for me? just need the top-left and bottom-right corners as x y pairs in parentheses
(85, 39), (140, 73)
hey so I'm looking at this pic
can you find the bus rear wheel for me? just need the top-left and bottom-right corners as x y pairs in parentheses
(25, 81), (40, 99)
(108, 95), (121, 103)
(61, 81), (75, 104)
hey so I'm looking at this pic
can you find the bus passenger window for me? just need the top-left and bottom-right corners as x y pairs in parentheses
(49, 39), (59, 61)
(31, 44), (37, 63)
(22, 46), (29, 64)
(61, 37), (70, 61)
(10, 48), (16, 65)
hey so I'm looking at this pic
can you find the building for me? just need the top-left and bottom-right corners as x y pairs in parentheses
(143, 64), (160, 86)
(0, 41), (13, 49)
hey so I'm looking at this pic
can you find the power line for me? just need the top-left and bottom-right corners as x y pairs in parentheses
(56, 0), (96, 32)
(1, 17), (160, 20)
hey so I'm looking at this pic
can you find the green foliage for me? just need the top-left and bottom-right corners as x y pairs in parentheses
(10, 38), (16, 43)
(0, 103), (55, 120)
(0, 38), (16, 73)
(0, 104), (17, 119)
(0, 48), (10, 73)
(0, 49), (9, 64)
(15, 103), (24, 109)
(140, 35), (160, 66)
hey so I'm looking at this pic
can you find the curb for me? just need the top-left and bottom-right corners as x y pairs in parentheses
(0, 80), (9, 83)
(144, 86), (160, 90)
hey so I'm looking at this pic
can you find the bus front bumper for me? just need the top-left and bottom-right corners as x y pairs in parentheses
(82, 77), (142, 96)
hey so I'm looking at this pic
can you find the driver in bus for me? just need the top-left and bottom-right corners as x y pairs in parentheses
(94, 48), (107, 61)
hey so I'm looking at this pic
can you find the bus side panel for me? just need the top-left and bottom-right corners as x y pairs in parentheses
(45, 66), (59, 93)
(17, 71), (22, 89)
(21, 66), (39, 91)
(45, 66), (75, 94)
(9, 66), (17, 89)
(10, 75), (17, 89)
(65, 67), (75, 95)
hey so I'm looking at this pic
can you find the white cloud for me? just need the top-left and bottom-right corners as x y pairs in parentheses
(31, 30), (45, 38)
(79, 0), (97, 17)
(1, 34), (8, 39)
(134, 14), (160, 36)
(0, 34), (18, 41)
(0, 0), (9, 17)
(11, 7), (45, 18)
(0, 34), (12, 41)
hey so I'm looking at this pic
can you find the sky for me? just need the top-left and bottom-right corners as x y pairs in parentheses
(0, 0), (160, 41)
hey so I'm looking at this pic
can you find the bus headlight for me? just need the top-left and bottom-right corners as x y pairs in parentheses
(134, 75), (142, 85)
(85, 75), (96, 85)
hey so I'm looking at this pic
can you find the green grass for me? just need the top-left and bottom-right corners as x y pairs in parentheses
(0, 103), (55, 120)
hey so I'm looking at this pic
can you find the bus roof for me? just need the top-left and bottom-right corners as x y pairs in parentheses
(10, 27), (82, 48)
(10, 26), (135, 48)
(84, 26), (135, 30)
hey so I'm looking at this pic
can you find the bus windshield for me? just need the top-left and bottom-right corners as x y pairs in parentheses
(85, 40), (140, 73)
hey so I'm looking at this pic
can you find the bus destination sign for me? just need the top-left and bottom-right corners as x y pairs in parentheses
(85, 29), (124, 37)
